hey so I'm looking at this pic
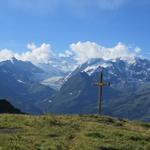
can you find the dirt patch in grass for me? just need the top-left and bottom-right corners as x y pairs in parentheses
(0, 127), (22, 134)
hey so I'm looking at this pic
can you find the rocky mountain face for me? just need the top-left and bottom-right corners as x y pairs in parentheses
(46, 57), (150, 121)
(0, 58), (55, 114)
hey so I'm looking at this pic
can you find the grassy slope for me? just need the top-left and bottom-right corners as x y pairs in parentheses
(0, 114), (150, 150)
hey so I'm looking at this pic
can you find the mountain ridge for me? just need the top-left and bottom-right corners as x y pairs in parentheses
(45, 57), (150, 121)
(0, 99), (23, 114)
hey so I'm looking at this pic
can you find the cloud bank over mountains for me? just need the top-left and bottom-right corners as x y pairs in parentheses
(15, 43), (54, 64)
(0, 43), (53, 64)
(0, 41), (141, 65)
(69, 42), (141, 64)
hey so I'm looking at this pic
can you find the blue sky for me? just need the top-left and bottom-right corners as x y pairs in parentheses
(0, 0), (150, 58)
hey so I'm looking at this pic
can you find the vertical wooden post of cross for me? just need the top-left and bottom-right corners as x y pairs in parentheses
(94, 71), (110, 115)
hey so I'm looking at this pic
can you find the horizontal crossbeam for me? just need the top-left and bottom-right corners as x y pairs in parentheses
(94, 82), (110, 87)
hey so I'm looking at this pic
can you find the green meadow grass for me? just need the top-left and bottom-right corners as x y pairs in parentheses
(0, 114), (149, 150)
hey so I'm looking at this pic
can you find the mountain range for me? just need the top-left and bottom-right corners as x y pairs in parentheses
(0, 56), (149, 121)
(46, 57), (150, 121)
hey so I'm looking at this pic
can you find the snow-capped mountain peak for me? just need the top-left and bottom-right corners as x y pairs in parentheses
(67, 57), (150, 85)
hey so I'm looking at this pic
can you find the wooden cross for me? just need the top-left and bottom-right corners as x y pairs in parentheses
(94, 71), (110, 115)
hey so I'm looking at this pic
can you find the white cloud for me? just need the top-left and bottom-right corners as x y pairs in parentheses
(70, 41), (102, 63)
(0, 41), (141, 65)
(0, 43), (54, 65)
(15, 43), (54, 64)
(69, 41), (141, 64)
(0, 49), (14, 62)
(134, 47), (141, 53)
